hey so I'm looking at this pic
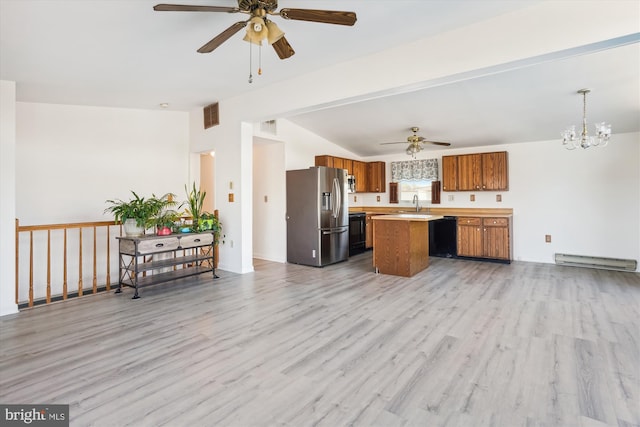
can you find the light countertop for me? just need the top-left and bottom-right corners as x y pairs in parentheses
(371, 214), (444, 221)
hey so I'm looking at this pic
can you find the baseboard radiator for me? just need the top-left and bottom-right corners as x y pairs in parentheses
(555, 253), (637, 272)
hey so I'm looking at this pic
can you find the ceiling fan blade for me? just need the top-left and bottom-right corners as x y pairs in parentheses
(279, 8), (357, 26)
(154, 4), (240, 13)
(197, 21), (247, 53)
(380, 142), (409, 145)
(272, 36), (295, 59)
(426, 141), (452, 146)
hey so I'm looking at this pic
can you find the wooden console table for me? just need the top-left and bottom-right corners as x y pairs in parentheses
(116, 232), (217, 299)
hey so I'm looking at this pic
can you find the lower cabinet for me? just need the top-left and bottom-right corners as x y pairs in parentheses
(365, 214), (374, 248)
(116, 232), (217, 298)
(457, 216), (511, 262)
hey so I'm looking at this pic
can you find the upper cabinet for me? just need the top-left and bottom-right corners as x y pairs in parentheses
(367, 161), (385, 193)
(442, 151), (508, 191)
(442, 155), (458, 191)
(352, 160), (368, 193)
(315, 155), (385, 193)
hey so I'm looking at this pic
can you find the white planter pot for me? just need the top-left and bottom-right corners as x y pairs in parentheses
(123, 218), (144, 237)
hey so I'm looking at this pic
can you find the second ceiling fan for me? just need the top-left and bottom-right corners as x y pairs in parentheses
(154, 1), (357, 60)
(381, 127), (451, 157)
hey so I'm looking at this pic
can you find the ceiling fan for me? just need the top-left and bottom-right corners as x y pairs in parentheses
(381, 127), (451, 157)
(153, 1), (357, 60)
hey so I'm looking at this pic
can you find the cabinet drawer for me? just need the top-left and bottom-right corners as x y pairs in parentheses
(458, 217), (481, 226)
(180, 233), (213, 249)
(483, 217), (508, 227)
(137, 237), (179, 255)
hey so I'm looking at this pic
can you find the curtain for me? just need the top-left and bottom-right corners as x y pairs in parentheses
(390, 159), (439, 181)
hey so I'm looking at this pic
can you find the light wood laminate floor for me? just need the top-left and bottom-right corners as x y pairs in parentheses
(1, 253), (639, 427)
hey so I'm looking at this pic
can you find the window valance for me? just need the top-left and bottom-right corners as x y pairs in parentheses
(390, 159), (439, 181)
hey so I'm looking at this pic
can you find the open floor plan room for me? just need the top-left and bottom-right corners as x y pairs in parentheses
(1, 254), (639, 426)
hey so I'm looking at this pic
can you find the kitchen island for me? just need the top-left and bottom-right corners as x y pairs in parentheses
(371, 214), (443, 277)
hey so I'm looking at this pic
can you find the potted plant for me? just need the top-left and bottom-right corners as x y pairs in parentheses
(104, 191), (176, 236)
(152, 209), (181, 236)
(185, 182), (205, 232)
(200, 211), (222, 243)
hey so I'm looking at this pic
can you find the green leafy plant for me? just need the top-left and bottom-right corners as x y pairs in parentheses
(185, 183), (206, 232)
(104, 191), (177, 229)
(200, 211), (222, 243)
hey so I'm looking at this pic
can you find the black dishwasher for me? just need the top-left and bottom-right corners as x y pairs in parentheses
(348, 212), (366, 256)
(429, 216), (457, 258)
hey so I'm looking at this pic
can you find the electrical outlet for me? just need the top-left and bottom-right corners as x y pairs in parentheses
(545, 235), (551, 243)
(496, 194), (502, 202)
(448, 194), (454, 202)
(264, 195), (268, 203)
(354, 196), (357, 203)
(376, 195), (380, 202)
(228, 193), (234, 202)
(470, 194), (475, 202)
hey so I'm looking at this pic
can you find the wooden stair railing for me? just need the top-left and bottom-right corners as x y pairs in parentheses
(14, 210), (219, 309)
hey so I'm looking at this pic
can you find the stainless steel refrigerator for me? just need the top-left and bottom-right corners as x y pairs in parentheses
(286, 166), (349, 267)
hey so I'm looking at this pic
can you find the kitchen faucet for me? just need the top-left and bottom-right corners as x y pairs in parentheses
(413, 194), (420, 212)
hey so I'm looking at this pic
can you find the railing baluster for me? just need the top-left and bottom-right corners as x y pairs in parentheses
(15, 218), (19, 305)
(63, 229), (68, 300)
(29, 231), (34, 308)
(47, 230), (51, 304)
(78, 228), (83, 297)
(93, 226), (97, 294)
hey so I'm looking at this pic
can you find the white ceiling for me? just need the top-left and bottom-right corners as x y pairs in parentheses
(1, 0), (639, 156)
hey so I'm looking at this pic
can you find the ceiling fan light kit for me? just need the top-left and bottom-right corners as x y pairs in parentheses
(154, 1), (356, 82)
(381, 127), (451, 158)
(561, 89), (611, 150)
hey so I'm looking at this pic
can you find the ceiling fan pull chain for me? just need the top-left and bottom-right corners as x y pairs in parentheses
(248, 41), (253, 83)
(258, 45), (262, 76)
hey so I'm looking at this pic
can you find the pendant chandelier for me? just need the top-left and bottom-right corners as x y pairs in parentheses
(561, 89), (611, 150)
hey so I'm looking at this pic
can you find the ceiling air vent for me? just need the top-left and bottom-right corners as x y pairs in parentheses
(203, 102), (219, 129)
(260, 119), (277, 135)
(555, 253), (637, 272)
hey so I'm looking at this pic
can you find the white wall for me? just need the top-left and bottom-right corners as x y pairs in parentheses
(253, 139), (285, 262)
(0, 81), (18, 316)
(10, 102), (190, 304)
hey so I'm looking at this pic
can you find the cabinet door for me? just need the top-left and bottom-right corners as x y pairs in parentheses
(332, 157), (345, 170)
(483, 217), (510, 259)
(315, 155), (333, 167)
(482, 152), (508, 190)
(365, 214), (373, 248)
(442, 155), (458, 191)
(457, 154), (482, 191)
(457, 218), (483, 257)
(353, 161), (368, 192)
(367, 161), (385, 193)
(343, 159), (354, 175)
(389, 182), (399, 203)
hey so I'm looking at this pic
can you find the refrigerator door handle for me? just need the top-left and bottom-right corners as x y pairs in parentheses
(322, 229), (347, 235)
(332, 177), (341, 219)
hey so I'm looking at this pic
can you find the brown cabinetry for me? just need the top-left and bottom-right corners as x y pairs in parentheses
(442, 151), (508, 191)
(367, 161), (385, 193)
(353, 160), (368, 192)
(458, 154), (482, 191)
(457, 216), (511, 261)
(442, 155), (458, 191)
(315, 156), (383, 193)
(389, 182), (399, 204)
(365, 214), (374, 248)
